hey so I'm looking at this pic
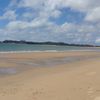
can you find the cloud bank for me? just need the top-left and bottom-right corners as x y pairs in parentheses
(0, 0), (100, 45)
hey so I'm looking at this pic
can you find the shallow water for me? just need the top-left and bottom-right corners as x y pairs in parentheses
(0, 43), (100, 52)
(0, 68), (17, 75)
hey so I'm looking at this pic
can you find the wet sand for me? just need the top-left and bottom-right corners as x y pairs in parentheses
(0, 51), (100, 100)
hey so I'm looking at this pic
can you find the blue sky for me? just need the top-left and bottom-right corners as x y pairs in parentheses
(0, 0), (100, 45)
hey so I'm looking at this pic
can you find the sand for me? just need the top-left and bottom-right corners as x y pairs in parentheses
(0, 51), (100, 100)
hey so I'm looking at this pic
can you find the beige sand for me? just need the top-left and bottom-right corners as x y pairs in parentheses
(0, 51), (100, 100)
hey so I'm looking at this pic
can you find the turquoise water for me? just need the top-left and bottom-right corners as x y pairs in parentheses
(0, 43), (100, 52)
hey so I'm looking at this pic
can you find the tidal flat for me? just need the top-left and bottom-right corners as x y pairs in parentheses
(0, 51), (100, 100)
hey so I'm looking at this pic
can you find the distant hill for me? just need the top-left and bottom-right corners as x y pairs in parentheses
(0, 40), (99, 47)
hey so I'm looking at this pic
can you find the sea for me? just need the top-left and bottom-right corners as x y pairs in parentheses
(0, 43), (100, 53)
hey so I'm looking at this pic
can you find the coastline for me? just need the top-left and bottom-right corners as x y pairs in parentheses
(0, 48), (100, 54)
(0, 51), (100, 100)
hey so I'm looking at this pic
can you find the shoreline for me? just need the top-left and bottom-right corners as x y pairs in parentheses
(0, 49), (100, 54)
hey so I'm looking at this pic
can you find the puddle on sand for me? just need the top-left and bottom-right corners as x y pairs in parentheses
(24, 56), (84, 67)
(0, 68), (17, 75)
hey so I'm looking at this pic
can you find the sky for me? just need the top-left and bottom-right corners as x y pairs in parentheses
(0, 0), (100, 45)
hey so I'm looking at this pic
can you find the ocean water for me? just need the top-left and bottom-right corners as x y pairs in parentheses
(0, 43), (100, 52)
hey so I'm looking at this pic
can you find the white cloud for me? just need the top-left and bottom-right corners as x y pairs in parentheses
(6, 21), (29, 30)
(50, 10), (61, 18)
(85, 7), (100, 22)
(22, 12), (35, 20)
(19, 0), (44, 10)
(6, 17), (52, 31)
(4, 18), (99, 44)
(95, 38), (100, 43)
(18, 0), (100, 22)
(0, 10), (16, 20)
(19, 0), (100, 12)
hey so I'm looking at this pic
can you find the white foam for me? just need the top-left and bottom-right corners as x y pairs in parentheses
(0, 50), (60, 54)
(0, 49), (99, 54)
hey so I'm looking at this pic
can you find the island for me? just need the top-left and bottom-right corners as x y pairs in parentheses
(0, 40), (99, 47)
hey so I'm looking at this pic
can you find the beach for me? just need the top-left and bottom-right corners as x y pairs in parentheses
(0, 51), (100, 100)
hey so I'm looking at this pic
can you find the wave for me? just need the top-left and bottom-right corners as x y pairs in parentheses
(0, 49), (100, 53)
(0, 50), (60, 53)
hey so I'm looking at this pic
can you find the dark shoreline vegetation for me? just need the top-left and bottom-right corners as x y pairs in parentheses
(0, 40), (99, 47)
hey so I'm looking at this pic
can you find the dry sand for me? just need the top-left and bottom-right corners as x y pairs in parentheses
(0, 51), (100, 100)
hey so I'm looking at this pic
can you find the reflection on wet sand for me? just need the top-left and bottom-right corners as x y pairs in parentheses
(0, 68), (17, 75)
(0, 52), (100, 76)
